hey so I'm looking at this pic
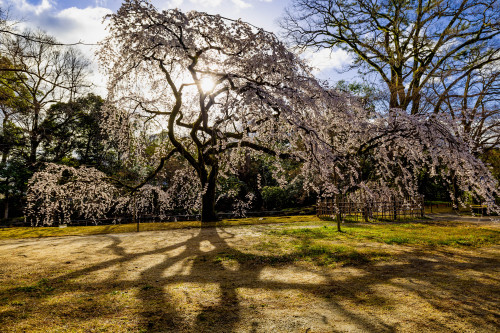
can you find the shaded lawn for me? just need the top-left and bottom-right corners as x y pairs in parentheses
(0, 218), (499, 332)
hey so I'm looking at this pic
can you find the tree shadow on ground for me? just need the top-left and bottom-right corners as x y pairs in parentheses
(0, 226), (499, 332)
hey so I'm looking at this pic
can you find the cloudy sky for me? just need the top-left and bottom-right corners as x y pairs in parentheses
(1, 0), (352, 94)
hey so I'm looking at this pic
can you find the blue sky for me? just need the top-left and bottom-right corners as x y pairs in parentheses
(1, 0), (353, 93)
(46, 0), (291, 33)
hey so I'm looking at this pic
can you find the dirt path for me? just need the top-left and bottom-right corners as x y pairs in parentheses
(0, 224), (499, 332)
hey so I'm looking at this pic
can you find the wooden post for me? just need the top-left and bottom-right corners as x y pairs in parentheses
(362, 189), (369, 222)
(421, 196), (424, 217)
(133, 194), (139, 232)
(335, 194), (342, 232)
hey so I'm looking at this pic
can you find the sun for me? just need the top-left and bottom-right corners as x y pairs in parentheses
(200, 77), (215, 92)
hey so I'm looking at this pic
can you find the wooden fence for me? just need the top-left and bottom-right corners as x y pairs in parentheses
(317, 196), (425, 221)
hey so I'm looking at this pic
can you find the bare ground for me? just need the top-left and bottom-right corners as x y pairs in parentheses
(0, 223), (499, 332)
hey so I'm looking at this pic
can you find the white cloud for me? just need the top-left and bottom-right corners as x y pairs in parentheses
(302, 48), (352, 74)
(11, 0), (52, 15)
(50, 6), (112, 44)
(231, 0), (251, 8)
(7, 3), (111, 44)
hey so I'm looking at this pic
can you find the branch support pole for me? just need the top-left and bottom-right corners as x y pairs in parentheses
(133, 194), (139, 232)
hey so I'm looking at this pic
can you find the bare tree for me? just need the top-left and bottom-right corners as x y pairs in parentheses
(281, 0), (500, 115)
(425, 65), (500, 154)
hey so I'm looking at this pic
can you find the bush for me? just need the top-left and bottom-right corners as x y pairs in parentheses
(262, 186), (290, 210)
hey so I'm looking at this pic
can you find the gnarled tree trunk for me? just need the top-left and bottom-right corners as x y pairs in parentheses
(201, 163), (219, 223)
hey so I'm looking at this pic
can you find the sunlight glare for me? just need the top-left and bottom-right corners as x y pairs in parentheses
(200, 77), (215, 92)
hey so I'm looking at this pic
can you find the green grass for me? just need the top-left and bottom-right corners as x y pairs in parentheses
(213, 240), (390, 267)
(273, 223), (500, 247)
(15, 278), (56, 296)
(0, 215), (323, 240)
(320, 213), (428, 223)
(292, 241), (390, 265)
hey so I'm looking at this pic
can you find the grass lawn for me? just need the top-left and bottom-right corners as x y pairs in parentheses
(0, 215), (320, 240)
(0, 216), (499, 332)
(275, 221), (500, 247)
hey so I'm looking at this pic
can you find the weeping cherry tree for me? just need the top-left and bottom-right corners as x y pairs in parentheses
(98, 0), (348, 222)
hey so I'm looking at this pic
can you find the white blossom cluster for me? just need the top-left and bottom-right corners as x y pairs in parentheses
(26, 164), (202, 226)
(26, 164), (118, 226)
(303, 107), (499, 210)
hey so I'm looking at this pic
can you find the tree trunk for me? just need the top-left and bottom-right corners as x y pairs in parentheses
(201, 164), (219, 223)
(335, 194), (342, 232)
(3, 199), (8, 220)
(393, 195), (398, 220)
(201, 183), (218, 222)
(29, 105), (40, 166)
(29, 138), (39, 166)
(451, 172), (459, 210)
(3, 180), (9, 220)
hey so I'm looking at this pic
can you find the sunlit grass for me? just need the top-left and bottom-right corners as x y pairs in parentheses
(0, 215), (323, 240)
(273, 223), (500, 247)
(2, 215), (499, 248)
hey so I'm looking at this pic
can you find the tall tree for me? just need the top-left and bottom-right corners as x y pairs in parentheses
(0, 56), (30, 220)
(100, 0), (340, 222)
(0, 30), (90, 167)
(425, 65), (500, 154)
(0, 56), (29, 165)
(0, 31), (90, 219)
(281, 0), (500, 115)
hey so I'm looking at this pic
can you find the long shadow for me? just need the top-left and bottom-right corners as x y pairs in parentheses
(1, 226), (499, 332)
(87, 227), (397, 332)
